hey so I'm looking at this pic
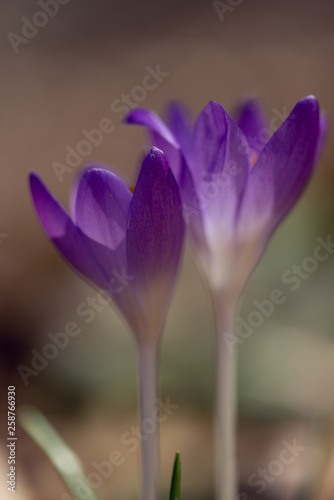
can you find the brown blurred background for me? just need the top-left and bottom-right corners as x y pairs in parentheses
(1, 1), (334, 499)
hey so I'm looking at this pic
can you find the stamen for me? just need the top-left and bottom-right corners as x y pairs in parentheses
(250, 150), (259, 167)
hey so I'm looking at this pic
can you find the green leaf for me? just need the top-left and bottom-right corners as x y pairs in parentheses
(18, 406), (99, 500)
(169, 451), (181, 500)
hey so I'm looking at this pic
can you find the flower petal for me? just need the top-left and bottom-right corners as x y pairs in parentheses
(315, 113), (328, 164)
(125, 108), (182, 182)
(191, 102), (250, 263)
(74, 167), (144, 312)
(69, 162), (130, 218)
(125, 108), (179, 148)
(178, 155), (207, 247)
(234, 97), (270, 155)
(126, 147), (185, 335)
(125, 105), (208, 249)
(238, 95), (320, 239)
(166, 101), (194, 164)
(29, 173), (109, 289)
(30, 172), (146, 333)
(192, 100), (250, 180)
(74, 167), (131, 257)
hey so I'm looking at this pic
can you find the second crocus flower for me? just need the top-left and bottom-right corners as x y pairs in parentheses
(126, 96), (326, 500)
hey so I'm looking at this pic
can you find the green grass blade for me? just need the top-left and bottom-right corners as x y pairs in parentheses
(18, 406), (99, 500)
(169, 451), (181, 500)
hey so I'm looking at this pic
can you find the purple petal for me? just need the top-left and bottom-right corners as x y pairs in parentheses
(74, 168), (143, 311)
(126, 148), (185, 333)
(69, 164), (94, 217)
(178, 155), (208, 255)
(193, 100), (250, 177)
(74, 167), (131, 257)
(150, 130), (183, 182)
(70, 163), (131, 217)
(29, 173), (109, 289)
(30, 172), (146, 333)
(166, 101), (194, 164)
(315, 113), (329, 164)
(125, 108), (182, 182)
(192, 101), (250, 244)
(234, 97), (270, 155)
(125, 108), (179, 148)
(238, 95), (321, 238)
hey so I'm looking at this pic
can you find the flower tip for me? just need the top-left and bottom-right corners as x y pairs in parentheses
(149, 145), (164, 156)
(301, 94), (320, 111)
(148, 146), (166, 162)
(304, 94), (317, 102)
(291, 95), (320, 125)
(29, 171), (38, 183)
(200, 100), (223, 117)
(28, 173), (53, 222)
(122, 110), (132, 123)
(146, 147), (170, 175)
(166, 99), (191, 118)
(29, 172), (43, 195)
(123, 108), (142, 124)
(167, 99), (184, 111)
(206, 100), (222, 112)
(236, 95), (263, 112)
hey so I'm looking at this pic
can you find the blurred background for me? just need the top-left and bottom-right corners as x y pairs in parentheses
(1, 0), (334, 499)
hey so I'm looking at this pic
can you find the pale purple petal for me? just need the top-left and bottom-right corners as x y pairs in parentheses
(192, 100), (250, 177)
(178, 155), (208, 255)
(70, 163), (131, 217)
(125, 108), (179, 148)
(192, 101), (250, 244)
(74, 168), (131, 255)
(166, 101), (194, 164)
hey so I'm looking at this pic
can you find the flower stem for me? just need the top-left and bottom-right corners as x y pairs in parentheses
(137, 340), (160, 500)
(212, 294), (238, 500)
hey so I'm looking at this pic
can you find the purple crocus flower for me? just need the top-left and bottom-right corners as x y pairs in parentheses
(29, 147), (184, 340)
(125, 96), (326, 303)
(125, 96), (326, 500)
(29, 146), (184, 500)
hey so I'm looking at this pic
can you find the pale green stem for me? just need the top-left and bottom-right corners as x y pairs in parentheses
(212, 294), (238, 500)
(136, 340), (160, 500)
(19, 406), (99, 500)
